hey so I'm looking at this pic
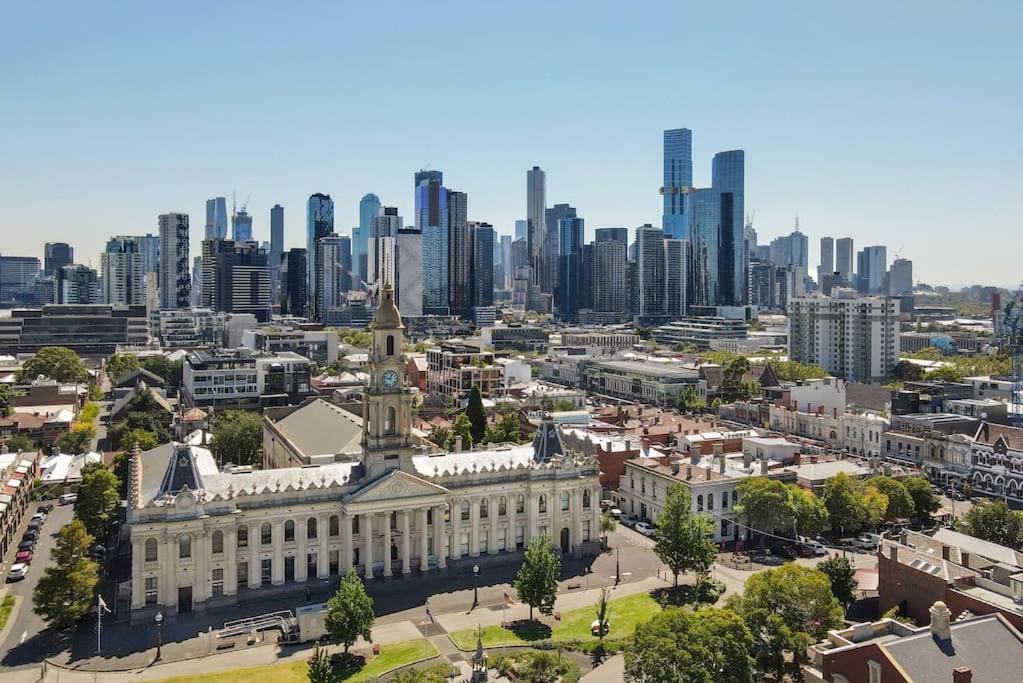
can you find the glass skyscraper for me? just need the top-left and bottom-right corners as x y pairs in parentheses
(306, 193), (334, 312)
(357, 193), (381, 287)
(686, 188), (719, 307)
(711, 150), (745, 306)
(556, 216), (585, 319)
(416, 177), (449, 314)
(662, 128), (693, 240)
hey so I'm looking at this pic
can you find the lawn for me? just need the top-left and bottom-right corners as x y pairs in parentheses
(153, 638), (438, 683)
(0, 595), (15, 633)
(449, 592), (661, 650)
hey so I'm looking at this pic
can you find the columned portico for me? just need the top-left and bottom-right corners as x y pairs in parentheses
(362, 512), (373, 580)
(400, 511), (411, 574)
(342, 514), (353, 574)
(418, 508), (429, 571)
(383, 512), (393, 577)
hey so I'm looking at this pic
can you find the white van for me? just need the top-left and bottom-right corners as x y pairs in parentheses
(856, 533), (881, 550)
(59, 493), (77, 505)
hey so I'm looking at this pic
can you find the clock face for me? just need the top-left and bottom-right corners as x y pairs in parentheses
(382, 370), (399, 388)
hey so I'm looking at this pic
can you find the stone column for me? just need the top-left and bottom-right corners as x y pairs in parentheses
(383, 512), (393, 578)
(317, 514), (329, 578)
(296, 519), (308, 582)
(342, 514), (353, 574)
(508, 495), (518, 551)
(271, 521), (284, 585)
(363, 513), (374, 580)
(435, 505), (448, 569)
(592, 486), (601, 541)
(469, 498), (480, 558)
(249, 531), (260, 589)
(131, 539), (143, 609)
(450, 506), (462, 562)
(572, 489), (583, 553)
(489, 497), (499, 555)
(194, 532), (208, 602)
(400, 510), (411, 574)
(527, 491), (537, 542)
(418, 508), (429, 571)
(164, 534), (176, 606)
(226, 528), (238, 595)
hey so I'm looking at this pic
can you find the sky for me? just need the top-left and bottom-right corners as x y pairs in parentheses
(2, 1), (1021, 287)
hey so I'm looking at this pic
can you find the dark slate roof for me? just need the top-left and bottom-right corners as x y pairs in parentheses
(158, 444), (205, 497)
(531, 418), (565, 464)
(974, 422), (1023, 450)
(882, 615), (1023, 683)
(846, 382), (891, 412)
(115, 367), (166, 389)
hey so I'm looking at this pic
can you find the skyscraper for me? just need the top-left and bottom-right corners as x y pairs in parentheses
(306, 193), (334, 312)
(158, 213), (190, 309)
(497, 234), (514, 290)
(588, 240), (628, 317)
(712, 150), (745, 306)
(662, 128), (693, 239)
(664, 238), (689, 318)
(396, 229), (422, 318)
(44, 243), (73, 277)
(514, 219), (528, 242)
(270, 204), (284, 264)
(280, 248), (308, 317)
(546, 203), (576, 295)
(102, 236), (146, 305)
(416, 175), (449, 315)
(469, 222), (495, 309)
(636, 224), (666, 318)
(554, 216), (585, 319)
(136, 234), (160, 282)
(819, 237), (835, 284)
(213, 240), (271, 321)
(447, 191), (470, 314)
(318, 235), (349, 323)
(769, 227), (809, 269)
(56, 264), (99, 304)
(856, 246), (887, 294)
(835, 238), (854, 283)
(357, 193), (382, 287)
(526, 166), (547, 298)
(232, 209), (253, 242)
(205, 197), (228, 240)
(887, 258), (913, 296)
(686, 187), (719, 308)
(595, 228), (628, 246)
(370, 207), (402, 288)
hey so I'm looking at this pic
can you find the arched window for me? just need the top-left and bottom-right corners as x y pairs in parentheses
(582, 490), (591, 508)
(538, 495), (547, 514)
(144, 538), (158, 562)
(385, 406), (396, 435)
(560, 491), (570, 511)
(387, 335), (395, 356)
(721, 493), (728, 509)
(329, 515), (339, 537)
(237, 525), (248, 548)
(179, 535), (191, 559)
(307, 518), (317, 540)
(707, 493), (714, 510)
(212, 530), (224, 554)
(697, 494), (704, 511)
(284, 520), (295, 542)
(516, 494), (525, 513)
(480, 499), (489, 519)
(886, 439), (891, 452)
(499, 496), (507, 516)
(461, 501), (470, 521)
(261, 522), (272, 545)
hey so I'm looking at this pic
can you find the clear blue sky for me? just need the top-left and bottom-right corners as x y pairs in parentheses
(2, 1), (1020, 287)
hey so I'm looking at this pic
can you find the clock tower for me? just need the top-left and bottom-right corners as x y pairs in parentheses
(362, 282), (415, 478)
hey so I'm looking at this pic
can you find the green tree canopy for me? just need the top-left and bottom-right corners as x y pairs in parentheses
(677, 385), (707, 413)
(821, 472), (888, 535)
(466, 386), (487, 445)
(3, 433), (37, 453)
(961, 500), (1023, 547)
(75, 462), (120, 539)
(624, 607), (755, 683)
(210, 410), (263, 466)
(817, 555), (858, 608)
(428, 425), (450, 449)
(892, 360), (925, 382)
(33, 519), (99, 630)
(866, 476), (915, 521)
(0, 383), (12, 417)
(484, 411), (524, 445)
(140, 355), (184, 389)
(306, 642), (333, 683)
(107, 352), (141, 382)
(448, 413), (473, 450)
(514, 534), (561, 620)
(904, 475), (941, 523)
(788, 485), (829, 538)
(19, 346), (88, 383)
(653, 484), (717, 587)
(734, 477), (791, 542)
(768, 360), (829, 382)
(325, 569), (375, 654)
(57, 427), (94, 455)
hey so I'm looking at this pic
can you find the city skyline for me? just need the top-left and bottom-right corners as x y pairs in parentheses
(2, 2), (1020, 287)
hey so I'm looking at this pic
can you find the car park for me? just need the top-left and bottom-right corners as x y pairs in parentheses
(634, 522), (656, 537)
(7, 563), (28, 581)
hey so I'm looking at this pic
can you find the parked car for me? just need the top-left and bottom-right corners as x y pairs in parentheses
(774, 544), (798, 559)
(797, 542), (827, 557)
(18, 540), (35, 552)
(27, 519), (41, 531)
(619, 514), (638, 528)
(15, 550), (32, 564)
(634, 522), (656, 537)
(7, 563), (28, 581)
(59, 493), (77, 505)
(857, 533), (881, 550)
(38, 504), (54, 514)
(31, 511), (46, 522)
(608, 508), (623, 519)
(22, 529), (39, 542)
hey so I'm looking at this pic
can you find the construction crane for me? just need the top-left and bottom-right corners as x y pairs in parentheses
(991, 285), (1023, 427)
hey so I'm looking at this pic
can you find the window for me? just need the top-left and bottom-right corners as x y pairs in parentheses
(480, 533), (489, 554)
(145, 538), (158, 562)
(498, 528), (507, 551)
(237, 561), (248, 587)
(516, 494), (525, 513)
(538, 495), (547, 514)
(867, 660), (882, 683)
(584, 520), (591, 541)
(284, 520), (295, 542)
(461, 501), (470, 521)
(697, 495), (704, 511)
(385, 406), (395, 435)
(732, 490), (737, 505)
(460, 532), (470, 556)
(516, 525), (525, 550)
(499, 497), (507, 516)
(329, 515), (339, 536)
(387, 335), (395, 356)
(722, 493), (729, 510)
(238, 525), (248, 548)
(480, 499), (489, 519)
(145, 577), (158, 605)
(707, 493), (714, 510)
(261, 523), (272, 545)
(582, 490), (591, 508)
(212, 530), (224, 555)
(886, 439), (891, 452)
(179, 535), (191, 559)
(307, 518), (317, 540)
(211, 568), (224, 597)
(560, 491), (570, 511)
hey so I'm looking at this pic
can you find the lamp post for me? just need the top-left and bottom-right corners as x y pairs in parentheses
(154, 612), (164, 661)
(472, 564), (480, 609)
(615, 546), (621, 586)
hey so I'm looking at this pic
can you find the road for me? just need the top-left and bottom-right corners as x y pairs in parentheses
(89, 399), (112, 454)
(1, 500), (74, 669)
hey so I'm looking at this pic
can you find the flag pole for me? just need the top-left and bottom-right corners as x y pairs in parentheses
(96, 593), (102, 653)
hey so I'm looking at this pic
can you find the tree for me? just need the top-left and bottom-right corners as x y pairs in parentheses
(866, 476), (915, 521)
(961, 500), (1023, 547)
(599, 512), (617, 543)
(57, 426), (94, 455)
(768, 360), (828, 382)
(514, 534), (561, 620)
(520, 651), (563, 683)
(822, 472), (887, 535)
(892, 360), (925, 382)
(428, 425), (450, 449)
(465, 386), (487, 446)
(74, 462), (120, 539)
(925, 365), (965, 382)
(484, 412), (523, 444)
(0, 383), (11, 417)
(324, 569), (375, 655)
(116, 427), (160, 452)
(107, 352), (141, 382)
(33, 520), (99, 630)
(788, 485), (828, 539)
(594, 586), (610, 649)
(624, 607), (755, 683)
(904, 475), (940, 523)
(817, 556), (858, 609)
(735, 478), (791, 545)
(306, 642), (333, 683)
(448, 413), (473, 450)
(140, 356), (184, 390)
(3, 433), (37, 453)
(19, 346), (88, 383)
(726, 564), (843, 678)
(721, 356), (752, 402)
(209, 410), (263, 466)
(653, 484), (717, 587)
(677, 385), (706, 413)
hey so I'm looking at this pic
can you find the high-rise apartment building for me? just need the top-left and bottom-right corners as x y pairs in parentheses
(818, 237), (835, 284)
(887, 258), (913, 297)
(447, 191), (470, 314)
(686, 187), (719, 308)
(661, 128), (693, 239)
(232, 209), (253, 242)
(306, 193), (334, 312)
(497, 234), (514, 290)
(587, 240), (628, 317)
(526, 166), (547, 298)
(280, 248), (308, 317)
(664, 238), (689, 318)
(158, 212), (190, 309)
(711, 150), (745, 306)
(835, 238), (854, 283)
(213, 240), (272, 321)
(856, 246), (887, 294)
(205, 197), (228, 240)
(317, 235), (349, 323)
(636, 225), (666, 318)
(43, 243), (73, 277)
(56, 264), (100, 304)
(469, 222), (495, 309)
(545, 203), (576, 295)
(395, 229), (422, 318)
(788, 289), (899, 382)
(370, 207), (402, 288)
(270, 204), (284, 265)
(595, 228), (628, 246)
(101, 236), (146, 306)
(357, 193), (382, 286)
(416, 175), (449, 315)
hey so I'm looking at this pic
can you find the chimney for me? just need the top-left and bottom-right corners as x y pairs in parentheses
(942, 545), (950, 561)
(689, 447), (700, 466)
(960, 551), (970, 568)
(704, 466), (712, 481)
(953, 667), (972, 683)
(929, 601), (952, 640)
(889, 545), (899, 562)
(759, 458), (769, 475)
(454, 435), (463, 452)
(718, 453), (726, 474)
(743, 449), (753, 469)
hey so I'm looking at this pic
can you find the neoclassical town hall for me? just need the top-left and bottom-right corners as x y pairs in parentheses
(127, 285), (601, 616)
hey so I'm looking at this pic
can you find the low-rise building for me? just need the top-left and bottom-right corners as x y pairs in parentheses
(652, 317), (749, 350)
(0, 453), (37, 560)
(263, 398), (365, 468)
(158, 308), (223, 349)
(480, 324), (549, 353)
(559, 331), (639, 354)
(0, 304), (149, 357)
(241, 327), (339, 366)
(585, 359), (701, 407)
(182, 349), (314, 410)
(426, 342), (503, 401)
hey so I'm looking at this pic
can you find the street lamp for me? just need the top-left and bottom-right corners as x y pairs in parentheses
(154, 612), (164, 661)
(472, 564), (480, 609)
(615, 547), (621, 586)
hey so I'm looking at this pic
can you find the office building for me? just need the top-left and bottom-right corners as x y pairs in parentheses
(835, 237), (854, 283)
(0, 304), (148, 356)
(686, 187), (718, 308)
(447, 191), (470, 314)
(652, 317), (748, 350)
(470, 222), (495, 309)
(788, 289), (899, 382)
(270, 204), (284, 265)
(370, 207), (401, 288)
(205, 197), (228, 240)
(769, 226), (809, 269)
(526, 166), (547, 297)
(818, 237), (834, 285)
(317, 235), (349, 323)
(416, 175), (449, 315)
(556, 216), (585, 319)
(306, 193), (334, 313)
(595, 227), (628, 246)
(661, 128), (693, 239)
(101, 237), (146, 306)
(664, 238), (689, 318)
(280, 248), (308, 318)
(55, 264), (99, 305)
(514, 219), (527, 241)
(635, 225), (666, 319)
(396, 229), (422, 318)
(212, 240), (272, 322)
(856, 245), (887, 294)
(712, 150), (745, 306)
(43, 243), (73, 277)
(158, 212), (190, 310)
(232, 208), (253, 242)
(888, 257), (913, 296)
(357, 193), (382, 286)
(0, 256), (40, 303)
(546, 203), (576, 295)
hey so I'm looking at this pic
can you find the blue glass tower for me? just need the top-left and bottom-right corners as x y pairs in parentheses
(686, 188), (719, 307)
(306, 193), (334, 312)
(711, 150), (745, 306)
(416, 177), (449, 314)
(357, 193), (381, 288)
(662, 129), (693, 240)
(556, 216), (585, 319)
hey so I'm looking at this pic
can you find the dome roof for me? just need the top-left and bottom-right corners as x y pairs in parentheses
(371, 282), (403, 329)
